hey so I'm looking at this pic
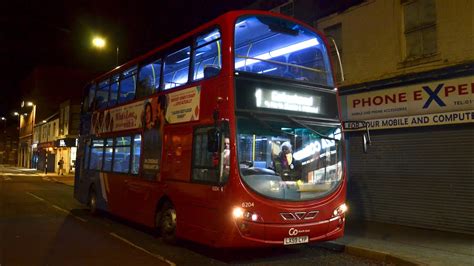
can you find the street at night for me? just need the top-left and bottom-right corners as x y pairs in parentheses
(1, 1), (473, 265)
(0, 165), (384, 265)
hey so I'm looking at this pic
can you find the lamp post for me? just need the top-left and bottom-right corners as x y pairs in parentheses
(92, 36), (119, 66)
(1, 117), (6, 133)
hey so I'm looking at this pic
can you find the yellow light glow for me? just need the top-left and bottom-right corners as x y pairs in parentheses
(232, 207), (244, 219)
(92, 37), (106, 48)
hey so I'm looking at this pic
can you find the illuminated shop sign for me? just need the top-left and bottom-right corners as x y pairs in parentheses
(255, 88), (321, 114)
(54, 138), (77, 147)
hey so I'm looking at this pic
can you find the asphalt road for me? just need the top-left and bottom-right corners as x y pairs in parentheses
(0, 165), (384, 265)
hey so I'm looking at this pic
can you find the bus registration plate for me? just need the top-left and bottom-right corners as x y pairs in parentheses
(283, 235), (309, 245)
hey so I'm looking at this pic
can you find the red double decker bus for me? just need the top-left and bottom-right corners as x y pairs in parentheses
(75, 10), (347, 247)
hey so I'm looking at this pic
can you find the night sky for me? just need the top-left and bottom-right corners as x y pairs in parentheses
(0, 0), (255, 122)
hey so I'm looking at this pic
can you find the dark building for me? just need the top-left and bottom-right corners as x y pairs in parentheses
(0, 125), (19, 165)
(18, 66), (95, 168)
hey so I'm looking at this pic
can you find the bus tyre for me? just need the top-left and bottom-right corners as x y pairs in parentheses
(160, 202), (177, 244)
(88, 187), (98, 215)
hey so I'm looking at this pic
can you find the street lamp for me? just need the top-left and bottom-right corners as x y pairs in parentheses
(92, 36), (106, 49)
(92, 35), (119, 66)
(1, 117), (6, 131)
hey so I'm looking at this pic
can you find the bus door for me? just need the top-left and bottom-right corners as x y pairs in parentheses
(162, 124), (229, 243)
(184, 125), (230, 242)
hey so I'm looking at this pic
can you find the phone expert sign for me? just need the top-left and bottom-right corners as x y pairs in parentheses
(166, 86), (201, 124)
(342, 76), (474, 130)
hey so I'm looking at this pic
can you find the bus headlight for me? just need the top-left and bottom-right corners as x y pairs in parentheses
(333, 203), (348, 217)
(233, 207), (244, 219)
(232, 207), (260, 222)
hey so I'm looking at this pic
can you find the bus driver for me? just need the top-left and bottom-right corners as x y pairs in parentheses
(273, 141), (300, 181)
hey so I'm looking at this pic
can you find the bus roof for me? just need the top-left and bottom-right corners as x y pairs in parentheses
(88, 10), (321, 85)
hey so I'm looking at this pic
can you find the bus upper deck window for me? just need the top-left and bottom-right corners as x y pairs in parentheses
(164, 47), (190, 90)
(109, 74), (119, 107)
(193, 28), (222, 81)
(87, 85), (96, 111)
(96, 80), (110, 109)
(118, 66), (137, 104)
(138, 59), (162, 98)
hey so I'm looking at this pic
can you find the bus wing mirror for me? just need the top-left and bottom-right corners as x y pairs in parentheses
(207, 128), (220, 153)
(326, 36), (344, 83)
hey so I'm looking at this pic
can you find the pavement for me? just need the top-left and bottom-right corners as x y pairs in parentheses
(0, 164), (75, 186)
(330, 219), (473, 265)
(2, 164), (473, 265)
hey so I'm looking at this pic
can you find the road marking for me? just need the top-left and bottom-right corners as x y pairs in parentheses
(52, 204), (89, 222)
(109, 232), (176, 266)
(27, 192), (46, 202)
(27, 193), (89, 223)
(52, 204), (69, 213)
(1, 173), (25, 177)
(73, 215), (88, 223)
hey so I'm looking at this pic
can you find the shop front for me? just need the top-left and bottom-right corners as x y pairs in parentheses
(37, 141), (55, 173)
(340, 64), (474, 234)
(54, 138), (78, 174)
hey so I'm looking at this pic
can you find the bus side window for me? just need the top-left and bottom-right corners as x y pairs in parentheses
(103, 138), (114, 172)
(131, 134), (141, 174)
(118, 66), (137, 104)
(163, 46), (190, 90)
(87, 84), (96, 112)
(109, 74), (119, 107)
(193, 28), (221, 80)
(137, 59), (162, 98)
(96, 79), (110, 109)
(90, 139), (105, 171)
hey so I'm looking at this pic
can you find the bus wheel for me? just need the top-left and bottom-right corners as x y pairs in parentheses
(88, 187), (98, 215)
(160, 202), (177, 244)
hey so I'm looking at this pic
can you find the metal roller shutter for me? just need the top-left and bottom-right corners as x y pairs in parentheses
(345, 124), (474, 234)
